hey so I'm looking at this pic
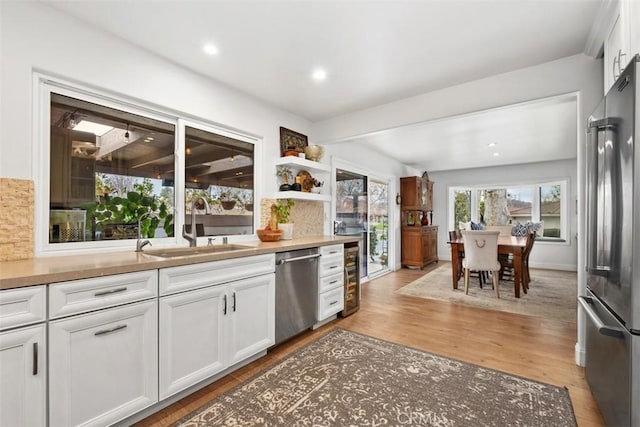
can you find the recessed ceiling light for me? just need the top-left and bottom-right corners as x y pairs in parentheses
(493, 152), (500, 157)
(203, 44), (218, 55)
(488, 142), (497, 147)
(312, 69), (327, 81)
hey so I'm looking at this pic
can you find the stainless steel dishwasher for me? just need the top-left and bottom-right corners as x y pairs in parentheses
(274, 248), (319, 345)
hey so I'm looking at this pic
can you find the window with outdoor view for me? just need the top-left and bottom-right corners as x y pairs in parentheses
(44, 84), (259, 251)
(49, 93), (175, 244)
(450, 181), (566, 241)
(183, 125), (254, 237)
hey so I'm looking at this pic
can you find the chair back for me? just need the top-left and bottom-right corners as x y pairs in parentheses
(485, 225), (513, 237)
(524, 232), (536, 258)
(448, 230), (459, 242)
(461, 230), (501, 271)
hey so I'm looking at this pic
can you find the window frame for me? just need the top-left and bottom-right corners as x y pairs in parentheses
(34, 73), (261, 255)
(448, 179), (569, 244)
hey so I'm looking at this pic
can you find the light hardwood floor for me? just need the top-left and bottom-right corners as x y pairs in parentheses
(137, 263), (604, 426)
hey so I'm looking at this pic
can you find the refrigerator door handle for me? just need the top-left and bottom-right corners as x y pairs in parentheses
(578, 296), (626, 338)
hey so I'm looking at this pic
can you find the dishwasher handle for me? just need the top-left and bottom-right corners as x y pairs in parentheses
(277, 253), (321, 265)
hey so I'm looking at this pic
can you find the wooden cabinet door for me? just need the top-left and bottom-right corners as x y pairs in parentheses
(159, 285), (227, 400)
(227, 274), (275, 365)
(49, 300), (158, 427)
(0, 325), (46, 427)
(400, 177), (422, 210)
(422, 227), (438, 264)
(401, 227), (423, 267)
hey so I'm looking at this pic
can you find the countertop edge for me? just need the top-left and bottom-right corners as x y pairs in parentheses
(1, 236), (360, 290)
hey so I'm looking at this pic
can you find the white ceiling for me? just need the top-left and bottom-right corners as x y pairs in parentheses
(44, 0), (602, 170)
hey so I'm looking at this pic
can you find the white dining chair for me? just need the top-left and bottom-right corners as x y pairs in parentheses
(461, 230), (501, 298)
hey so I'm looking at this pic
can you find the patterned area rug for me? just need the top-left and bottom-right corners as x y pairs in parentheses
(175, 329), (576, 426)
(397, 263), (577, 323)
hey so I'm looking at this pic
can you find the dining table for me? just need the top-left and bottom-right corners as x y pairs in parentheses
(448, 235), (528, 298)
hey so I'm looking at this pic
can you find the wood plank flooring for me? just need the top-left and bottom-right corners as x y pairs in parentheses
(137, 263), (604, 426)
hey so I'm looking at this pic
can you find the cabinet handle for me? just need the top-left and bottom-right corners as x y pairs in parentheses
(329, 300), (339, 306)
(32, 342), (38, 375)
(94, 324), (127, 336)
(223, 294), (227, 315)
(329, 280), (339, 284)
(232, 292), (237, 312)
(94, 287), (127, 297)
(329, 265), (338, 269)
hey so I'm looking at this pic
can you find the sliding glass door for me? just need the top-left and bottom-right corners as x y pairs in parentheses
(334, 168), (391, 279)
(368, 178), (389, 277)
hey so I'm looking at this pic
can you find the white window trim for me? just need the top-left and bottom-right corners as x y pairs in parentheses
(448, 179), (569, 245)
(33, 73), (262, 255)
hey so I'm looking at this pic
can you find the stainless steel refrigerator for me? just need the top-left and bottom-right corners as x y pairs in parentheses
(580, 54), (640, 427)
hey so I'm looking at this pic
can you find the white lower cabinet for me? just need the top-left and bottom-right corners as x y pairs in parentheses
(227, 274), (275, 365)
(159, 285), (227, 399)
(0, 324), (46, 427)
(158, 255), (275, 400)
(49, 300), (158, 427)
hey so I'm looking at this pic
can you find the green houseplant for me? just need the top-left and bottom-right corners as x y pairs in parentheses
(274, 199), (294, 240)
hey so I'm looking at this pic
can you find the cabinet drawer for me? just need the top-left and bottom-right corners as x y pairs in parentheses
(159, 254), (275, 296)
(319, 253), (343, 277)
(320, 244), (343, 257)
(319, 271), (344, 293)
(0, 286), (46, 331)
(49, 270), (157, 319)
(317, 287), (344, 321)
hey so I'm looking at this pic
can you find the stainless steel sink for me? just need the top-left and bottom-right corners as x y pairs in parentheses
(143, 244), (253, 258)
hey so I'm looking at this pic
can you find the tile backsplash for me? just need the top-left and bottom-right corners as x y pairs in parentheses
(260, 198), (324, 237)
(0, 178), (34, 260)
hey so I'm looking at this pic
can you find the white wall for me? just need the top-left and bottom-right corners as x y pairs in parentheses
(0, 1), (309, 199)
(430, 159), (578, 271)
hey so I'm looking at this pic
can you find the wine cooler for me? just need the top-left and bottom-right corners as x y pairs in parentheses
(341, 242), (360, 317)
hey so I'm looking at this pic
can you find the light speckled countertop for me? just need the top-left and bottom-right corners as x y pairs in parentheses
(0, 235), (360, 290)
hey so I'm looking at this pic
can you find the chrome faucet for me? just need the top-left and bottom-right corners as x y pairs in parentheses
(183, 196), (209, 247)
(135, 211), (154, 252)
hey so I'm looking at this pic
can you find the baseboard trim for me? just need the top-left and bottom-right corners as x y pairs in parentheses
(575, 341), (585, 367)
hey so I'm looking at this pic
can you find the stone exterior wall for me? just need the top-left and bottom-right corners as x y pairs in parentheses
(0, 178), (34, 260)
(260, 198), (324, 238)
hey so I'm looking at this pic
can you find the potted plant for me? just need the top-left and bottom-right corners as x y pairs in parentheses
(276, 166), (293, 191)
(219, 190), (237, 210)
(274, 198), (294, 239)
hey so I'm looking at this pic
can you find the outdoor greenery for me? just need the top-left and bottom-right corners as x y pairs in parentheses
(89, 177), (174, 238)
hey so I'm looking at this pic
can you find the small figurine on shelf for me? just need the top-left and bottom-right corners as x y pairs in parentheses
(407, 212), (415, 226)
(276, 165), (293, 191)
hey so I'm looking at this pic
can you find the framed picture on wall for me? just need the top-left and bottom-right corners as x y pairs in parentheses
(279, 127), (308, 156)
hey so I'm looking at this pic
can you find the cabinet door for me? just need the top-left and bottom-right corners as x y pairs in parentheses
(422, 230), (431, 264)
(159, 285), (227, 399)
(401, 227), (423, 266)
(227, 274), (275, 365)
(604, 1), (631, 92)
(400, 177), (421, 210)
(0, 325), (46, 427)
(49, 300), (158, 427)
